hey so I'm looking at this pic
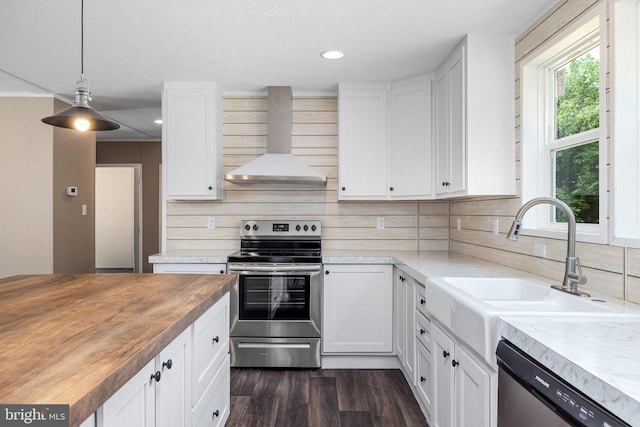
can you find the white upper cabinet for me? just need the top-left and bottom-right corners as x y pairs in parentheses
(163, 82), (223, 200)
(389, 75), (434, 199)
(338, 83), (390, 200)
(338, 77), (434, 200)
(434, 33), (515, 198)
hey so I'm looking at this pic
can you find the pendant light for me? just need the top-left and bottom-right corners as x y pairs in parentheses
(41, 0), (119, 131)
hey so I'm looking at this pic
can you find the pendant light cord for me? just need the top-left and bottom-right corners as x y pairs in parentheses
(80, 0), (84, 79)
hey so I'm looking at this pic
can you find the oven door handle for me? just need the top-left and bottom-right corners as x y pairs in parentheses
(228, 264), (322, 273)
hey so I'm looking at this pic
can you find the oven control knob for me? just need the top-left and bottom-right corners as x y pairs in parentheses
(253, 224), (258, 231)
(303, 224), (309, 231)
(311, 225), (317, 232)
(244, 224), (251, 231)
(296, 224), (301, 231)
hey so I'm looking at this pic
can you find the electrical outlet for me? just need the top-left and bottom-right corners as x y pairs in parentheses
(377, 217), (385, 229)
(207, 217), (216, 229)
(493, 218), (500, 235)
(456, 217), (461, 231)
(534, 243), (547, 257)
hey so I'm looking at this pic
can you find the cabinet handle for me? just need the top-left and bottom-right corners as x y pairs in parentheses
(420, 329), (426, 335)
(213, 336), (220, 344)
(442, 350), (450, 359)
(390, 186), (394, 191)
(151, 371), (161, 382)
(420, 376), (426, 383)
(213, 410), (220, 418)
(452, 360), (459, 367)
(325, 270), (330, 275)
(420, 298), (426, 305)
(208, 186), (213, 190)
(341, 186), (346, 191)
(219, 270), (224, 274)
(162, 359), (172, 370)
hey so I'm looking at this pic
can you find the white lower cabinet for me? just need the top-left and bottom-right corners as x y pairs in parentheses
(416, 339), (432, 418)
(395, 269), (416, 383)
(98, 293), (229, 427)
(431, 323), (491, 427)
(323, 264), (393, 353)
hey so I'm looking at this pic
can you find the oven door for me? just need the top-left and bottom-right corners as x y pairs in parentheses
(228, 264), (322, 338)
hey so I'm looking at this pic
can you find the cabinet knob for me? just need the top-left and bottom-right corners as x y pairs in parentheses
(389, 187), (394, 191)
(420, 376), (426, 383)
(151, 371), (161, 382)
(213, 410), (220, 418)
(325, 270), (330, 275)
(420, 329), (426, 335)
(219, 270), (224, 274)
(442, 350), (450, 359)
(208, 186), (213, 190)
(452, 360), (459, 367)
(212, 336), (220, 344)
(162, 359), (172, 370)
(420, 298), (426, 305)
(341, 186), (346, 191)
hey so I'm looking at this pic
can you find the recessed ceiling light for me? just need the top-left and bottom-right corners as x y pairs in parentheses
(154, 119), (162, 124)
(321, 50), (345, 60)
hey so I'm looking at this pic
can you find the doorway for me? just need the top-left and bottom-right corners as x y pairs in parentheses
(95, 164), (143, 273)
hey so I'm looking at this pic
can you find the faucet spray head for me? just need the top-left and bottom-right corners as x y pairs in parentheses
(506, 220), (521, 241)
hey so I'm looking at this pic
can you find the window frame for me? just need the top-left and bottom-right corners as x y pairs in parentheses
(520, 6), (608, 244)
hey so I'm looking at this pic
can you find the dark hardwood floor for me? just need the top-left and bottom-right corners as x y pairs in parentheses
(227, 368), (428, 427)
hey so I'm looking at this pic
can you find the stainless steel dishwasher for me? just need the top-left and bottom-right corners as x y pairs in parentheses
(496, 340), (630, 427)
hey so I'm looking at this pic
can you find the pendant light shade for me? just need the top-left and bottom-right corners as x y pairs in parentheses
(41, 0), (119, 132)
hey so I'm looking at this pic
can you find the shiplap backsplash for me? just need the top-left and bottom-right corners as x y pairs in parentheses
(448, 0), (640, 305)
(166, 95), (450, 252)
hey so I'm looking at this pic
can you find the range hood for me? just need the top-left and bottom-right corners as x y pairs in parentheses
(224, 86), (327, 184)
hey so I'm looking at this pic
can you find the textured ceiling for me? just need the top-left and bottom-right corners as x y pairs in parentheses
(0, 0), (555, 141)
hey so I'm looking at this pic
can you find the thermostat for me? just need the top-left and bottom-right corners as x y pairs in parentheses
(66, 186), (78, 196)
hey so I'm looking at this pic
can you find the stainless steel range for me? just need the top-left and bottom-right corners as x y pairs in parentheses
(227, 220), (322, 368)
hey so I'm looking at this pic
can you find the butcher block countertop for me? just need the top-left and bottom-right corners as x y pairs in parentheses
(0, 273), (236, 427)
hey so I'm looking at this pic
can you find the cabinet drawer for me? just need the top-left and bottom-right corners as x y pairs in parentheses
(192, 354), (230, 427)
(192, 293), (229, 404)
(416, 285), (428, 317)
(416, 341), (432, 418)
(415, 311), (431, 350)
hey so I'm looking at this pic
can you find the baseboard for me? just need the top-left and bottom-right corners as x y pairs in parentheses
(321, 355), (402, 369)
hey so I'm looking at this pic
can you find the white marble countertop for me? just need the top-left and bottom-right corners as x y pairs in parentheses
(150, 248), (640, 423)
(500, 316), (640, 426)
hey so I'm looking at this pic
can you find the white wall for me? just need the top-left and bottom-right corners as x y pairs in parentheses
(95, 167), (134, 268)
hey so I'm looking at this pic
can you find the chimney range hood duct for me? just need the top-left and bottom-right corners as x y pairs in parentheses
(224, 86), (328, 184)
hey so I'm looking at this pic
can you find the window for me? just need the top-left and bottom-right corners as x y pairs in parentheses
(520, 8), (607, 243)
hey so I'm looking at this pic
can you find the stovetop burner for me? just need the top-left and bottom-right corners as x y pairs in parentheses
(227, 220), (322, 264)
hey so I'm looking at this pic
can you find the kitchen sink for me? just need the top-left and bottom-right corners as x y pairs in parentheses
(425, 276), (640, 367)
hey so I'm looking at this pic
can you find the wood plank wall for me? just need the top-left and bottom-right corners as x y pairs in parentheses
(449, 0), (640, 305)
(166, 95), (450, 253)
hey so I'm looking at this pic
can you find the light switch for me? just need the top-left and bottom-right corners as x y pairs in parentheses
(82, 204), (87, 216)
(207, 217), (216, 229)
(376, 217), (385, 229)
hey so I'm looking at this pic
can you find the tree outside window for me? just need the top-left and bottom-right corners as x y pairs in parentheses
(551, 45), (600, 224)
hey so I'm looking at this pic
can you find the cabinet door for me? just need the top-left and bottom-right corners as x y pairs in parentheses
(164, 82), (223, 200)
(323, 264), (393, 353)
(394, 272), (406, 364)
(404, 277), (416, 383)
(447, 45), (466, 194)
(338, 84), (389, 200)
(156, 328), (191, 427)
(431, 324), (455, 427)
(434, 68), (450, 196)
(389, 76), (434, 199)
(454, 346), (491, 427)
(100, 359), (155, 427)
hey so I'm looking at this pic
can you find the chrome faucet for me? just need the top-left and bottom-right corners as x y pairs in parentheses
(506, 197), (589, 297)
